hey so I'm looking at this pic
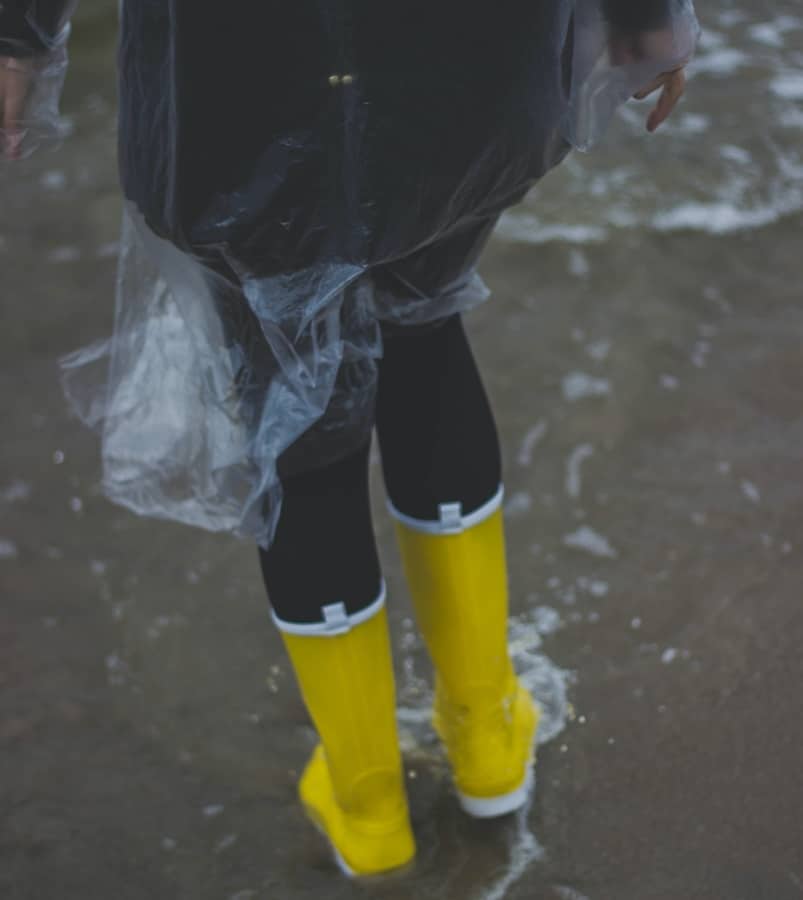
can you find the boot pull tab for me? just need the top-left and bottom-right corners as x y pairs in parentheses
(438, 502), (464, 535)
(322, 602), (351, 634)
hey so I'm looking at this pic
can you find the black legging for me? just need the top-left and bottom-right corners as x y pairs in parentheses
(259, 313), (501, 626)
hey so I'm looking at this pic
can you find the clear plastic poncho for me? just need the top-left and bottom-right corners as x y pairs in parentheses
(2, 0), (699, 547)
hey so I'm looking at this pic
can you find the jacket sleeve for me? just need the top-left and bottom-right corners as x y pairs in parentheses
(0, 0), (77, 57)
(601, 0), (674, 34)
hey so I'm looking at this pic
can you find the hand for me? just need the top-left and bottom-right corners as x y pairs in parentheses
(633, 67), (686, 132)
(609, 25), (692, 134)
(0, 56), (34, 160)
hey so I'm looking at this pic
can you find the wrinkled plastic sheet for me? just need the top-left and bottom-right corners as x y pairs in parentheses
(60, 205), (492, 547)
(6, 1), (699, 547)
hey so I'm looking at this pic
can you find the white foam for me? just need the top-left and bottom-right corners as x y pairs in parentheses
(563, 526), (617, 559)
(697, 28), (727, 50)
(690, 47), (750, 76)
(666, 112), (711, 135)
(606, 205), (639, 227)
(504, 492), (532, 518)
(40, 170), (67, 190)
(511, 639), (570, 746)
(566, 444), (595, 499)
(562, 372), (611, 402)
(496, 212), (607, 245)
(396, 706), (432, 729)
(771, 73), (803, 100)
(652, 197), (803, 234)
(585, 338), (611, 362)
(748, 23), (785, 47)
(586, 579), (609, 598)
(517, 421), (548, 467)
(692, 340), (711, 368)
(397, 614), (570, 770)
(105, 651), (129, 687)
(775, 15), (803, 32)
(214, 834), (238, 854)
(779, 107), (803, 129)
(531, 606), (563, 636)
(741, 480), (761, 503)
(719, 144), (753, 165)
(477, 796), (545, 900)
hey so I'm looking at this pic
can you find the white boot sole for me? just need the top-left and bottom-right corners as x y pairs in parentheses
(456, 760), (535, 818)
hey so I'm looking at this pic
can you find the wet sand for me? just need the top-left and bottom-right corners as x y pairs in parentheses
(2, 4), (803, 899)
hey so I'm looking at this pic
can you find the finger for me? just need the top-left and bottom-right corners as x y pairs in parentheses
(2, 69), (30, 159)
(3, 70), (29, 130)
(633, 75), (665, 101)
(633, 63), (687, 101)
(647, 69), (685, 132)
(646, 70), (686, 132)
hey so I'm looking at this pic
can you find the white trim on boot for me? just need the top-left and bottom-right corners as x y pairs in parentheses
(456, 765), (535, 819)
(386, 484), (504, 535)
(271, 582), (387, 636)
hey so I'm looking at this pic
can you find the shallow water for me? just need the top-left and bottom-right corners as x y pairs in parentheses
(2, 2), (803, 898)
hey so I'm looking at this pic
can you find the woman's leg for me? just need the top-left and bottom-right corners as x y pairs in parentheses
(375, 314), (501, 521)
(376, 315), (538, 818)
(259, 442), (382, 627)
(257, 443), (414, 876)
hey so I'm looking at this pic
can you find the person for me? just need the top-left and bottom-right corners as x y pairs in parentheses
(1, 0), (698, 877)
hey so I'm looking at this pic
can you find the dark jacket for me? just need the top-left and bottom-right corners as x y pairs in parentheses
(2, 1), (675, 274)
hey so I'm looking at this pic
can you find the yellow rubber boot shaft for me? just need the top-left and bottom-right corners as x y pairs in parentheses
(281, 606), (415, 875)
(395, 507), (538, 813)
(396, 510), (512, 703)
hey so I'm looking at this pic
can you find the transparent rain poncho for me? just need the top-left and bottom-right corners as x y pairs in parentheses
(0, 1), (77, 158)
(2, 1), (698, 547)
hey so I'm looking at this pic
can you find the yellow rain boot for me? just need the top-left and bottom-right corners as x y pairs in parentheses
(280, 600), (416, 876)
(392, 494), (538, 817)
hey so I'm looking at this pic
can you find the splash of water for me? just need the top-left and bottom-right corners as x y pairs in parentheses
(476, 788), (546, 900)
(397, 609), (572, 898)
